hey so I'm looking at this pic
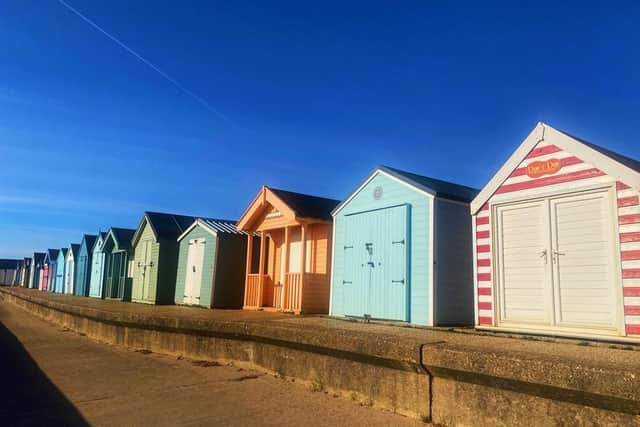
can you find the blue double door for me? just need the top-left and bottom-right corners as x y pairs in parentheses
(342, 205), (409, 321)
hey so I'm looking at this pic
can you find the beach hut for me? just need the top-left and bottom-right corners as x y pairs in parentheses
(44, 249), (59, 292)
(88, 232), (107, 298)
(471, 122), (640, 341)
(175, 218), (258, 308)
(64, 244), (80, 294)
(0, 259), (20, 286)
(29, 253), (45, 289)
(330, 166), (479, 326)
(40, 252), (49, 291)
(74, 234), (97, 297)
(130, 212), (195, 305)
(102, 227), (136, 301)
(19, 258), (31, 288)
(46, 249), (60, 292)
(54, 249), (67, 293)
(237, 186), (340, 314)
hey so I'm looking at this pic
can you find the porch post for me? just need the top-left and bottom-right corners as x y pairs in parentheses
(258, 231), (267, 308)
(244, 233), (253, 307)
(283, 226), (291, 309)
(299, 224), (307, 313)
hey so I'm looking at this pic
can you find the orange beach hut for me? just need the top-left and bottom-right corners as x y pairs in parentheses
(237, 186), (340, 314)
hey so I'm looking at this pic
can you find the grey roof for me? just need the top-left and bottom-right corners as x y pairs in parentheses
(558, 129), (640, 174)
(109, 228), (136, 250)
(69, 244), (80, 259)
(0, 259), (20, 269)
(199, 218), (250, 235)
(32, 252), (46, 265)
(269, 187), (340, 221)
(81, 234), (97, 252)
(134, 212), (196, 244)
(375, 165), (479, 203)
(46, 249), (59, 263)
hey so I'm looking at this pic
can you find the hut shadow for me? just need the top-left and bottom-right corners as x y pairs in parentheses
(0, 321), (88, 426)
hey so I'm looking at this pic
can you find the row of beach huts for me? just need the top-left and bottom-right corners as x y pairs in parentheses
(2, 123), (640, 342)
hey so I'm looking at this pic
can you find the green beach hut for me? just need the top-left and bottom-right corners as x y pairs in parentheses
(102, 227), (136, 301)
(175, 218), (259, 309)
(130, 212), (195, 305)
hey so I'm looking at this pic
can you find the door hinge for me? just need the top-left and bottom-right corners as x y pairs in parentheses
(392, 279), (405, 284)
(392, 239), (405, 245)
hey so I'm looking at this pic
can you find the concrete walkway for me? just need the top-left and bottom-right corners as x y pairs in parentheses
(3, 287), (640, 425)
(0, 299), (422, 426)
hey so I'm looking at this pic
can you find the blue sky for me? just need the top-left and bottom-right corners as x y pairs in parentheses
(1, 1), (639, 258)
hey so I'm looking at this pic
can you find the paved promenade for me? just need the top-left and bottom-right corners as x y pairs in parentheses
(0, 299), (421, 426)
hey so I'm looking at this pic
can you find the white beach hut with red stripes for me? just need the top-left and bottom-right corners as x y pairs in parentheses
(470, 122), (640, 341)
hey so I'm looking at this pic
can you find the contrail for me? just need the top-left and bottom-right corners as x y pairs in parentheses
(57, 0), (233, 125)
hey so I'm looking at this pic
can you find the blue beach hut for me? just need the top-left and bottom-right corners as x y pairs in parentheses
(54, 248), (68, 293)
(89, 232), (107, 298)
(330, 166), (479, 326)
(75, 234), (97, 297)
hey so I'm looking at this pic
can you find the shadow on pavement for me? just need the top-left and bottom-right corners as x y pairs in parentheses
(0, 320), (88, 426)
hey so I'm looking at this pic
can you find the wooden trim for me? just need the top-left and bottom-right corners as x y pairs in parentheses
(258, 232), (266, 307)
(299, 224), (307, 313)
(244, 234), (253, 307)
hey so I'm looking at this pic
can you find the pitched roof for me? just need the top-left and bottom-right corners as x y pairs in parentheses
(32, 252), (46, 264)
(110, 227), (136, 250)
(177, 217), (252, 241)
(59, 248), (68, 259)
(332, 165), (479, 216)
(46, 249), (59, 262)
(199, 218), (246, 234)
(558, 129), (640, 174)
(81, 234), (97, 252)
(381, 165), (479, 202)
(133, 212), (196, 246)
(471, 122), (640, 214)
(69, 244), (80, 259)
(269, 188), (340, 221)
(0, 259), (20, 269)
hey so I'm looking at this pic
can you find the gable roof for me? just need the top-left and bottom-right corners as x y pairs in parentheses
(104, 227), (136, 251)
(0, 259), (20, 269)
(58, 248), (68, 259)
(177, 217), (251, 241)
(333, 165), (478, 215)
(237, 186), (340, 230)
(68, 244), (80, 259)
(269, 188), (340, 221)
(46, 249), (59, 262)
(132, 211), (196, 246)
(81, 234), (97, 253)
(90, 232), (107, 253)
(32, 252), (46, 264)
(471, 122), (640, 214)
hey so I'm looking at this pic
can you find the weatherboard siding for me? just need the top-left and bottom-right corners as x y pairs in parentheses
(332, 172), (431, 326)
(89, 237), (106, 298)
(474, 139), (640, 338)
(132, 221), (160, 304)
(175, 225), (216, 308)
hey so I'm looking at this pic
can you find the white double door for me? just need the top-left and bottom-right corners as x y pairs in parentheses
(184, 238), (206, 305)
(496, 188), (620, 334)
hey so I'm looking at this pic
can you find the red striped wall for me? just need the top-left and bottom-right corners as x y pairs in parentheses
(473, 140), (640, 337)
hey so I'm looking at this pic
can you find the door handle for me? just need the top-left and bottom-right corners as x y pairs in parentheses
(539, 249), (548, 264)
(552, 250), (565, 264)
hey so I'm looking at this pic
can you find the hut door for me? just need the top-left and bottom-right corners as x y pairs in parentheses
(496, 200), (551, 325)
(549, 190), (617, 330)
(184, 239), (205, 305)
(367, 205), (408, 322)
(141, 240), (153, 301)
